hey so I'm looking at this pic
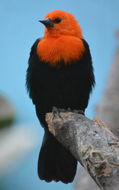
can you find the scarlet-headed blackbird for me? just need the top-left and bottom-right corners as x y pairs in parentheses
(26, 10), (95, 183)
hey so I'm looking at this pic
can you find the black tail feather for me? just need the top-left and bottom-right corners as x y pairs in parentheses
(38, 131), (77, 183)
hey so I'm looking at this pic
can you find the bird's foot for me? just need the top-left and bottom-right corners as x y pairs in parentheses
(67, 108), (84, 115)
(52, 107), (64, 120)
(52, 107), (84, 117)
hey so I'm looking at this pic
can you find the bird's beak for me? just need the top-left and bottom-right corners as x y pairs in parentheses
(39, 18), (54, 27)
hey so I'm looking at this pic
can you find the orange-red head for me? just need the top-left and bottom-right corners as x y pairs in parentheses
(39, 10), (83, 38)
(37, 10), (85, 66)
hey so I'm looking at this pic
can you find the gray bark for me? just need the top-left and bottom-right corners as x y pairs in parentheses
(46, 111), (119, 190)
(75, 43), (119, 190)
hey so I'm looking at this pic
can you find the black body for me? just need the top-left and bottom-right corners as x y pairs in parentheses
(26, 39), (95, 183)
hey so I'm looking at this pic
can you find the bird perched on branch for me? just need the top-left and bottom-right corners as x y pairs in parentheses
(26, 10), (95, 183)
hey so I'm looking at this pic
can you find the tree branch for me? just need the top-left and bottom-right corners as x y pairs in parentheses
(75, 36), (119, 190)
(46, 111), (119, 190)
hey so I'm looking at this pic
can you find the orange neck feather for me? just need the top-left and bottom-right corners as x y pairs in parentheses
(37, 35), (85, 66)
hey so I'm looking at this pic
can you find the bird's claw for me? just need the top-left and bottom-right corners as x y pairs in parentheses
(52, 107), (63, 120)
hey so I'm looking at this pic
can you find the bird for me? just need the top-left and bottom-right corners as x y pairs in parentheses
(26, 10), (95, 183)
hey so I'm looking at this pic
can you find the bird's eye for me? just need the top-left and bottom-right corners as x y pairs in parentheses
(54, 18), (62, 24)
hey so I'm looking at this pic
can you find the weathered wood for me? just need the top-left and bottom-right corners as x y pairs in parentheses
(75, 37), (119, 190)
(46, 111), (119, 190)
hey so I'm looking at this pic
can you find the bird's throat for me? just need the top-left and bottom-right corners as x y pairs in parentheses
(37, 36), (85, 66)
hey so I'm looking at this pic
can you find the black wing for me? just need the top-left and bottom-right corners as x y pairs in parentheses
(26, 39), (41, 104)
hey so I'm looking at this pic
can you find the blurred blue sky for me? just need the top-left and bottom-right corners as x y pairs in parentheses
(0, 0), (119, 190)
